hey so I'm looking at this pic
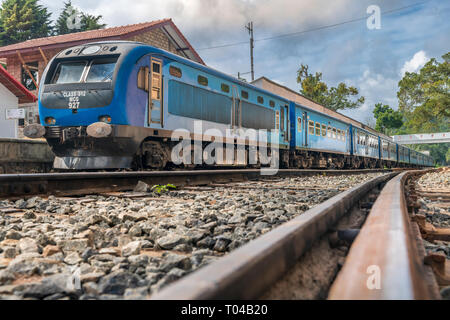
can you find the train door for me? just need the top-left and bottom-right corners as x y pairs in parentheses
(282, 105), (289, 143)
(365, 134), (369, 155)
(148, 57), (163, 127)
(303, 111), (308, 147)
(231, 85), (241, 128)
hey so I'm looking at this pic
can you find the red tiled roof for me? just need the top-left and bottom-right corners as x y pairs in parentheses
(0, 19), (170, 54)
(0, 18), (204, 64)
(0, 65), (37, 103)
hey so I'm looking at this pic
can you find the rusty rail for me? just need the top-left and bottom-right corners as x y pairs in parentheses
(150, 172), (397, 299)
(328, 170), (439, 300)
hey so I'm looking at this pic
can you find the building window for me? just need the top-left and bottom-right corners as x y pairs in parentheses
(21, 61), (39, 90)
(197, 75), (208, 86)
(241, 90), (249, 99)
(269, 100), (275, 108)
(315, 122), (321, 136)
(297, 117), (302, 132)
(257, 96), (264, 104)
(221, 83), (230, 93)
(321, 124), (326, 136)
(308, 120), (314, 135)
(169, 66), (182, 78)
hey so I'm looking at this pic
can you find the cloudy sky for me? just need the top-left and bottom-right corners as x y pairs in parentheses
(42, 0), (450, 124)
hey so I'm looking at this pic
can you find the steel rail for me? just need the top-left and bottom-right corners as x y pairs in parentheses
(328, 170), (438, 300)
(0, 168), (391, 198)
(150, 172), (397, 299)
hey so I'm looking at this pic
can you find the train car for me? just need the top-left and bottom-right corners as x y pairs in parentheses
(351, 126), (380, 168)
(289, 102), (350, 168)
(23, 40), (434, 170)
(397, 144), (409, 167)
(380, 137), (397, 167)
(25, 41), (291, 169)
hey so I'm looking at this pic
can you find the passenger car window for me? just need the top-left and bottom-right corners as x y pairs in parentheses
(241, 90), (249, 99)
(321, 124), (326, 136)
(169, 66), (182, 78)
(332, 128), (337, 139)
(315, 122), (321, 136)
(297, 117), (302, 132)
(221, 83), (230, 93)
(198, 75), (208, 86)
(308, 120), (314, 135)
(257, 96), (264, 104)
(327, 125), (332, 138)
(269, 100), (275, 108)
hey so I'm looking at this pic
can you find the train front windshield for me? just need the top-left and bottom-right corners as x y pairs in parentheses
(51, 57), (118, 84)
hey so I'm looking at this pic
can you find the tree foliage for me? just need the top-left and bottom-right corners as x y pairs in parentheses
(296, 64), (365, 111)
(397, 52), (449, 166)
(397, 52), (449, 132)
(372, 103), (403, 134)
(0, 0), (52, 45)
(54, 1), (105, 35)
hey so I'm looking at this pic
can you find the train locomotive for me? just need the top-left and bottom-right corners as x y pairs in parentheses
(24, 41), (434, 170)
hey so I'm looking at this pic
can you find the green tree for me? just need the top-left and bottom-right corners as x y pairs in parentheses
(296, 64), (365, 111)
(0, 0), (52, 45)
(81, 13), (106, 31)
(397, 52), (450, 132)
(397, 52), (449, 166)
(54, 1), (105, 35)
(372, 103), (403, 134)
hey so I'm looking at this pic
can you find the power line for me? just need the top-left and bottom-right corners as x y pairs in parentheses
(196, 0), (430, 51)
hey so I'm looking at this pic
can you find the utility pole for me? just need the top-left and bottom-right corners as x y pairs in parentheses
(245, 21), (254, 81)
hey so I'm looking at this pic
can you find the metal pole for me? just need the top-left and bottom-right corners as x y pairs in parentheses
(246, 22), (254, 81)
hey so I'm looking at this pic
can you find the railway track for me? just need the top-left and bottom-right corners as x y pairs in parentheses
(150, 168), (444, 300)
(1, 167), (444, 300)
(1, 168), (391, 198)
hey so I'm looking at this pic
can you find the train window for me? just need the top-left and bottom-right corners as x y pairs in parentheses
(151, 60), (162, 100)
(198, 75), (208, 86)
(321, 124), (326, 136)
(241, 90), (249, 99)
(221, 83), (230, 93)
(269, 100), (275, 108)
(327, 125), (332, 138)
(169, 66), (182, 78)
(337, 129), (341, 140)
(137, 66), (149, 91)
(308, 120), (314, 135)
(152, 63), (160, 73)
(275, 111), (280, 130)
(257, 96), (264, 104)
(86, 58), (117, 82)
(332, 128), (337, 139)
(343, 131), (346, 142)
(297, 117), (302, 132)
(315, 122), (321, 136)
(52, 61), (86, 84)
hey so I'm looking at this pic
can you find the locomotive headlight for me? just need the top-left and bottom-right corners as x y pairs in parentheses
(45, 117), (56, 125)
(98, 115), (112, 123)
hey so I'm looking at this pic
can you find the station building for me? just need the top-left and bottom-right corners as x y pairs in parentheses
(0, 18), (203, 138)
(0, 65), (37, 138)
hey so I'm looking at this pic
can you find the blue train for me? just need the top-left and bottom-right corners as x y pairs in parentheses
(24, 41), (434, 169)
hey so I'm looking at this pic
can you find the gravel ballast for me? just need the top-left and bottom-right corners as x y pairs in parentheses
(0, 172), (385, 300)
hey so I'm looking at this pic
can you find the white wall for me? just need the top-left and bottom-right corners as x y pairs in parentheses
(0, 83), (19, 138)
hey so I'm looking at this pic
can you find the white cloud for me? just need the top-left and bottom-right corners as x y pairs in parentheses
(400, 50), (428, 76)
